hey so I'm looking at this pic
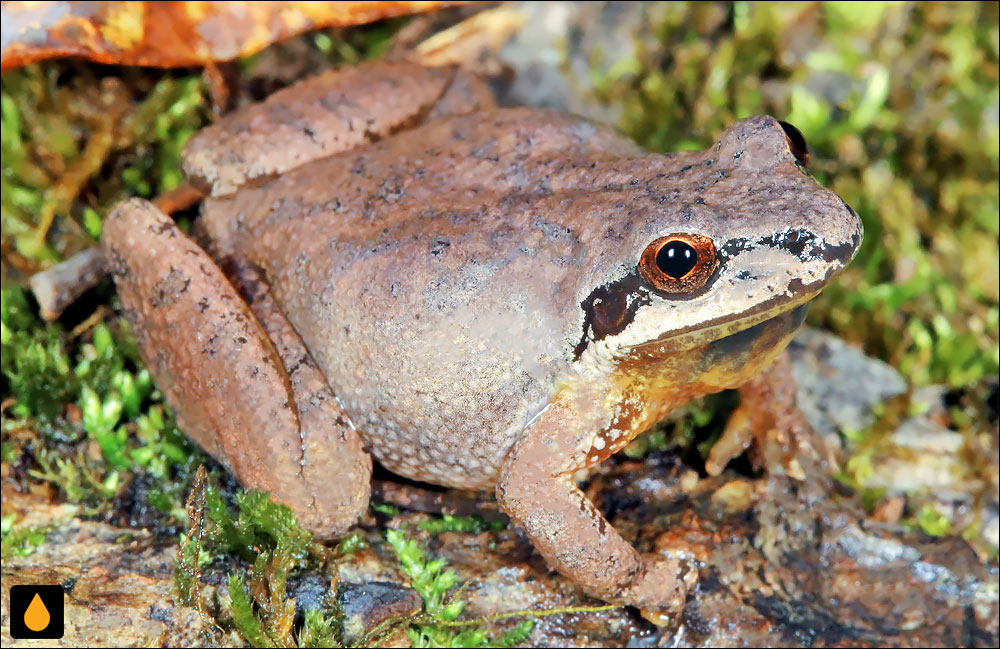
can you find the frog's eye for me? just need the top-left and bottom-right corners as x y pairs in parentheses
(639, 233), (718, 294)
(778, 120), (810, 167)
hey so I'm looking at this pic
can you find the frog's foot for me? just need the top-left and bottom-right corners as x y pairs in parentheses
(625, 555), (695, 625)
(102, 198), (370, 539)
(496, 392), (693, 618)
(706, 352), (834, 479)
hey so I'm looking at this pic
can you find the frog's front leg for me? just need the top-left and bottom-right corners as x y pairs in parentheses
(102, 199), (370, 538)
(706, 352), (833, 479)
(496, 391), (693, 616)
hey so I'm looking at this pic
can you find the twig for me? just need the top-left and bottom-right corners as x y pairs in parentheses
(29, 247), (106, 321)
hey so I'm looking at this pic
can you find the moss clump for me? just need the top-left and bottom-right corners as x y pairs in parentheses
(914, 504), (952, 538)
(418, 514), (506, 535)
(176, 468), (341, 647)
(385, 527), (477, 646)
(2, 286), (202, 520)
(1, 65), (208, 264)
(0, 514), (48, 560)
(5, 305), (197, 530)
(383, 527), (538, 648)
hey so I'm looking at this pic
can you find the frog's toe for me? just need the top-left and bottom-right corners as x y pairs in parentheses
(706, 408), (755, 476)
(623, 554), (695, 622)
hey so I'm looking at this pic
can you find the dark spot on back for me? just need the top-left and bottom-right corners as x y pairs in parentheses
(430, 237), (450, 257)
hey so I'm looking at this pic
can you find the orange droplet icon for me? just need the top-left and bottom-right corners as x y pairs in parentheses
(24, 592), (51, 632)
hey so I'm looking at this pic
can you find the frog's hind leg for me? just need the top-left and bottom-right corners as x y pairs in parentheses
(222, 255), (373, 537)
(102, 198), (370, 539)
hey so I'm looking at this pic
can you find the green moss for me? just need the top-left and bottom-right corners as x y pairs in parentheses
(914, 504), (952, 537)
(494, 620), (535, 648)
(381, 529), (539, 648)
(176, 470), (343, 647)
(0, 514), (48, 560)
(204, 487), (322, 563)
(119, 76), (207, 199)
(1, 285), (201, 516)
(228, 572), (280, 648)
(418, 514), (506, 535)
(385, 527), (487, 647)
(227, 544), (299, 648)
(297, 608), (343, 649)
(371, 502), (401, 517)
(376, 526), (620, 647)
(336, 531), (366, 555)
(1, 64), (208, 262)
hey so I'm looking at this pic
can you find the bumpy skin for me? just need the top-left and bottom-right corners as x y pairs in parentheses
(102, 60), (862, 615)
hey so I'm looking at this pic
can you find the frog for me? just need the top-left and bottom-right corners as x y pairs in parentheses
(100, 60), (862, 617)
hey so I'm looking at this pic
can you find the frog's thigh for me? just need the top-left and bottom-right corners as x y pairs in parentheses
(227, 259), (371, 537)
(496, 395), (690, 615)
(706, 352), (832, 479)
(101, 198), (369, 538)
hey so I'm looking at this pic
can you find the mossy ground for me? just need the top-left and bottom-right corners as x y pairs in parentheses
(2, 2), (998, 646)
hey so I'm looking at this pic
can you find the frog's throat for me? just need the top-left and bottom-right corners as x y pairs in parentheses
(631, 288), (820, 354)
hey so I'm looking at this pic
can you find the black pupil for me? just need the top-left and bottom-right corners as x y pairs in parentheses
(655, 241), (698, 279)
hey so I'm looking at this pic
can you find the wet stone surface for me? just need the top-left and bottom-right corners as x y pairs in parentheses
(337, 581), (423, 645)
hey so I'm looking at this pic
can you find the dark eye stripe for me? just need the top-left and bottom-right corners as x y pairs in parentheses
(572, 271), (650, 360)
(719, 228), (858, 264)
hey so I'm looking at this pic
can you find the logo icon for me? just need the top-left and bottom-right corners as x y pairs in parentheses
(9, 585), (64, 639)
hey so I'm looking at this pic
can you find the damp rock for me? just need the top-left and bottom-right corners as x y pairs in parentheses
(337, 580), (422, 645)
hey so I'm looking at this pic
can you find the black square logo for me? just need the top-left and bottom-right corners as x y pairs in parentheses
(9, 584), (64, 639)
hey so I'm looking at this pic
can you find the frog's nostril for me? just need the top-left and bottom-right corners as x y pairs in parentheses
(778, 120), (810, 167)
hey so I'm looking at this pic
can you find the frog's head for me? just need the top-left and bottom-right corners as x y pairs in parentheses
(575, 115), (862, 388)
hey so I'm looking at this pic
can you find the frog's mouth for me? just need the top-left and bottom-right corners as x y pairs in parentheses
(698, 301), (809, 367)
(629, 288), (819, 356)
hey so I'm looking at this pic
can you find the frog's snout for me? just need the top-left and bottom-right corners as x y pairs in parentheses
(828, 194), (864, 270)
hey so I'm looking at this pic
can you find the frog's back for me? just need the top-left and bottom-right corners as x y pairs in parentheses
(203, 108), (644, 487)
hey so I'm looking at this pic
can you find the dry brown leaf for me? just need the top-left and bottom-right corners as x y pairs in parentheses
(1, 1), (466, 71)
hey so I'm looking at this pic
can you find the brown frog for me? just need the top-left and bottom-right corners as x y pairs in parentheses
(101, 60), (862, 616)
